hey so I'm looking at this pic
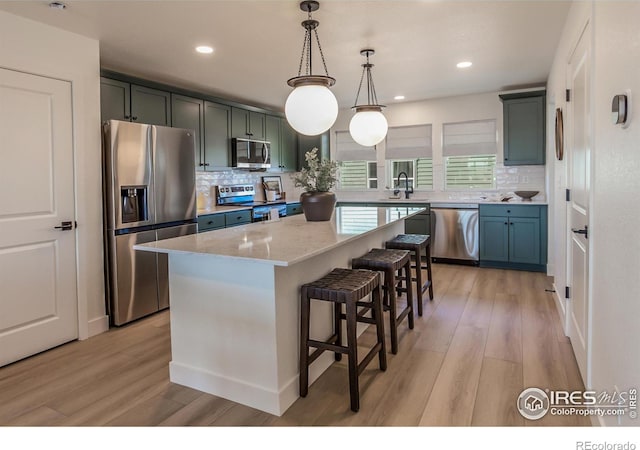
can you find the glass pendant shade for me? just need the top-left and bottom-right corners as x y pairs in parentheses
(349, 107), (388, 146)
(285, 83), (338, 136)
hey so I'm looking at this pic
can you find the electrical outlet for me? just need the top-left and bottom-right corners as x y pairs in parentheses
(522, 176), (529, 183)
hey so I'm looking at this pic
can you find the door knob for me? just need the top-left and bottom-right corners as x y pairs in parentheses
(571, 225), (588, 239)
(54, 221), (75, 231)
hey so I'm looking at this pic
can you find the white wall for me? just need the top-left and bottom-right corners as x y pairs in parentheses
(330, 91), (546, 202)
(547, 1), (640, 426)
(0, 11), (106, 338)
(590, 1), (640, 427)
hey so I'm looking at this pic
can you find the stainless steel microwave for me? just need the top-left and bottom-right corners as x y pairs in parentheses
(231, 138), (271, 169)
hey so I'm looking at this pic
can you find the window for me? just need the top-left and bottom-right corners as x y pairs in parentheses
(443, 119), (497, 190)
(336, 206), (379, 234)
(334, 131), (376, 189)
(385, 125), (432, 190)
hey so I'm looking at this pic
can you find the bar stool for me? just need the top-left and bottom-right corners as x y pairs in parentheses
(385, 234), (434, 317)
(351, 248), (414, 354)
(300, 268), (387, 412)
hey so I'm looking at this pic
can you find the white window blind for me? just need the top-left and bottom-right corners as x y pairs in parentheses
(385, 124), (433, 190)
(336, 131), (376, 189)
(335, 131), (375, 161)
(443, 119), (496, 189)
(385, 125), (432, 159)
(442, 119), (497, 156)
(336, 207), (379, 234)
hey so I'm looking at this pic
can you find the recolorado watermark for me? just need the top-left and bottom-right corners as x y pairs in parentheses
(576, 442), (636, 450)
(517, 387), (637, 420)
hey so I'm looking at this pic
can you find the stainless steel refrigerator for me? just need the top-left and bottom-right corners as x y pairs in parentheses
(102, 120), (197, 326)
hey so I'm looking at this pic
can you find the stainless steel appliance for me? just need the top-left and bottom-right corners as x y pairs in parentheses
(231, 138), (271, 169)
(215, 183), (286, 222)
(431, 203), (479, 263)
(102, 120), (197, 326)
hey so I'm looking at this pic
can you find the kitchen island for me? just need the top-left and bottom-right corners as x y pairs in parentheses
(135, 206), (424, 416)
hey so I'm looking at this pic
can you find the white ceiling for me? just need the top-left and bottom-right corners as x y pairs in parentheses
(0, 0), (571, 111)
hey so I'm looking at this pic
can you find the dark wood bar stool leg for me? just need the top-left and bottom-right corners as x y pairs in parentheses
(334, 301), (342, 361)
(371, 282), (387, 370)
(426, 241), (434, 300)
(299, 286), (310, 398)
(345, 297), (359, 412)
(385, 266), (399, 355)
(404, 260), (415, 329)
(414, 245), (424, 316)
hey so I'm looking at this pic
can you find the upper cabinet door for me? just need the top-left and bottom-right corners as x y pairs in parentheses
(279, 119), (298, 172)
(204, 101), (231, 168)
(131, 84), (172, 126)
(265, 115), (281, 170)
(100, 77), (130, 122)
(231, 107), (265, 139)
(249, 111), (265, 140)
(500, 91), (546, 165)
(171, 94), (204, 169)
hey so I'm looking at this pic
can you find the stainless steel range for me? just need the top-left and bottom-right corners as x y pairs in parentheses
(216, 183), (287, 221)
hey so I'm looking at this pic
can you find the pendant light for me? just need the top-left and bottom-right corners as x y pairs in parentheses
(349, 49), (388, 147)
(285, 1), (338, 136)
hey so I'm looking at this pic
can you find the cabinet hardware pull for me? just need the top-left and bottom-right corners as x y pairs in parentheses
(504, 222), (508, 225)
(132, 116), (138, 121)
(204, 163), (210, 166)
(571, 226), (588, 238)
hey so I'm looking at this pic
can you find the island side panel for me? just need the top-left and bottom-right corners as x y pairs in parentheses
(273, 220), (405, 413)
(167, 252), (281, 415)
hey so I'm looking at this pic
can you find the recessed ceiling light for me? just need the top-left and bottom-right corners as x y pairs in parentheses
(195, 46), (214, 54)
(394, 95), (405, 101)
(48, 1), (67, 10)
(457, 61), (473, 69)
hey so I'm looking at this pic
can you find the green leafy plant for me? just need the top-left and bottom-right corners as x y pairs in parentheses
(292, 148), (338, 192)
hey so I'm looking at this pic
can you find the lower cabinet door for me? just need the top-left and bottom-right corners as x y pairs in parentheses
(508, 217), (541, 264)
(479, 216), (509, 262)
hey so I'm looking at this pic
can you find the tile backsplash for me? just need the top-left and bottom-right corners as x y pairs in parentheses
(196, 170), (304, 208)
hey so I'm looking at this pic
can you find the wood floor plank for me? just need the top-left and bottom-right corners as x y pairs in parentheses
(159, 394), (236, 426)
(458, 268), (498, 329)
(471, 357), (524, 426)
(5, 405), (67, 426)
(106, 394), (185, 426)
(484, 293), (523, 363)
(418, 325), (487, 426)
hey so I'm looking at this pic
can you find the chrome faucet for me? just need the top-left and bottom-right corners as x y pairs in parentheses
(394, 171), (414, 199)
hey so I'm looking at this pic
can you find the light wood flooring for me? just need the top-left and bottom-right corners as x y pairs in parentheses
(0, 264), (590, 426)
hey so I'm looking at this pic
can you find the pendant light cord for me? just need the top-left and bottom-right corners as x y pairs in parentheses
(295, 4), (330, 77)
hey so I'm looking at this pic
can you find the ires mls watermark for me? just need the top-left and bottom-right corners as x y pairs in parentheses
(517, 387), (637, 420)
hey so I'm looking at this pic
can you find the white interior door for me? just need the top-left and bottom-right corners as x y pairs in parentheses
(566, 24), (591, 384)
(0, 68), (78, 367)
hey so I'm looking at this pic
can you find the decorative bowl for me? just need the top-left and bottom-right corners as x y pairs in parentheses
(514, 190), (539, 200)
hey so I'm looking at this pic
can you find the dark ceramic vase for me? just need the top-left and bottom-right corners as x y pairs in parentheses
(300, 191), (336, 221)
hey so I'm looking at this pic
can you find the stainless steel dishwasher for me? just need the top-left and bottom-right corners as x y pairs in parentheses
(431, 203), (479, 264)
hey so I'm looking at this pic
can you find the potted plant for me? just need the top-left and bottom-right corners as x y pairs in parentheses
(292, 148), (339, 221)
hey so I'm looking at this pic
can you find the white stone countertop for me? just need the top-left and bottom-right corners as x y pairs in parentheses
(136, 206), (425, 266)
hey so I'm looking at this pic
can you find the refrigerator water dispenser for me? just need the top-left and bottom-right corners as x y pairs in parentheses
(121, 186), (148, 223)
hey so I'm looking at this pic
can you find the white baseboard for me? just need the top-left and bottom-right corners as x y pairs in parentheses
(551, 282), (567, 336)
(86, 315), (109, 338)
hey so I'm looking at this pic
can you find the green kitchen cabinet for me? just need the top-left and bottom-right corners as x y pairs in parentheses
(100, 77), (171, 126)
(499, 90), (546, 166)
(197, 213), (226, 232)
(171, 94), (204, 169)
(203, 101), (232, 169)
(232, 107), (265, 140)
(100, 78), (130, 122)
(267, 116), (298, 172)
(479, 204), (547, 271)
(286, 202), (303, 216)
(224, 210), (252, 227)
